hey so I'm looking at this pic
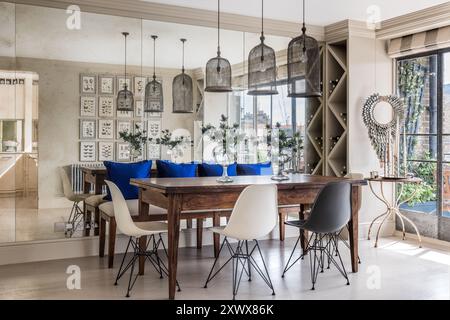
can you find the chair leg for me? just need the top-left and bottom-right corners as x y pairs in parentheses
(196, 218), (203, 249)
(108, 218), (117, 268)
(279, 210), (286, 241)
(99, 216), (106, 257)
(204, 237), (231, 288)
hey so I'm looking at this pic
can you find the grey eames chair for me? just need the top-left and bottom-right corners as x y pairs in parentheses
(282, 181), (352, 290)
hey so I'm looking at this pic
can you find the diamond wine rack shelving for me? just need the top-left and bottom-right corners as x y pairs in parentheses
(305, 39), (349, 177)
(325, 39), (348, 177)
(305, 46), (325, 175)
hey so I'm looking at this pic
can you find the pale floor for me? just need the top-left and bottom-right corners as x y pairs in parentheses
(0, 236), (449, 300)
(0, 196), (86, 243)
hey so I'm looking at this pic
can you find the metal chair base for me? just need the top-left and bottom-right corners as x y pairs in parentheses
(114, 234), (181, 298)
(204, 238), (275, 300)
(282, 232), (350, 290)
(65, 201), (84, 237)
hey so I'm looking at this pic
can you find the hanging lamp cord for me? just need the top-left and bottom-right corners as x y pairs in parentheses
(123, 32), (128, 91)
(260, 0), (265, 61)
(217, 0), (221, 56)
(153, 36), (156, 81)
(302, 0), (307, 53)
(181, 39), (186, 85)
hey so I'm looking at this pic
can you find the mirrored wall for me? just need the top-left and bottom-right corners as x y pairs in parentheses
(0, 2), (295, 243)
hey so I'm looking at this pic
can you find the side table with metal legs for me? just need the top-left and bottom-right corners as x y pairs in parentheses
(367, 177), (422, 248)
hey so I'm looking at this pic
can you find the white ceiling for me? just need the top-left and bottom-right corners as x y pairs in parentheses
(141, 0), (448, 26)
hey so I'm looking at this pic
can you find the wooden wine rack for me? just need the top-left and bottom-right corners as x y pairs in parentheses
(325, 39), (348, 177)
(304, 46), (325, 175)
(305, 39), (349, 177)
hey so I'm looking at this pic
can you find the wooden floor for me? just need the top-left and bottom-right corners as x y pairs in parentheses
(0, 236), (449, 300)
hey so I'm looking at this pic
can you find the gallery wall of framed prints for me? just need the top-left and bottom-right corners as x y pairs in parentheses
(79, 73), (162, 162)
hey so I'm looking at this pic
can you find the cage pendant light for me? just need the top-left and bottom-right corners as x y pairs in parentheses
(144, 35), (164, 113)
(205, 0), (232, 93)
(173, 39), (194, 113)
(247, 0), (278, 96)
(287, 0), (321, 98)
(117, 32), (134, 111)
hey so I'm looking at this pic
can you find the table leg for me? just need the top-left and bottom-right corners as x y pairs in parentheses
(138, 197), (149, 275)
(167, 194), (182, 300)
(196, 218), (203, 249)
(94, 176), (103, 195)
(299, 204), (308, 255)
(213, 213), (221, 258)
(83, 181), (90, 194)
(349, 186), (359, 273)
(138, 236), (147, 275)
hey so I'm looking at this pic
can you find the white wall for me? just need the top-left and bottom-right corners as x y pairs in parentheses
(348, 36), (395, 235)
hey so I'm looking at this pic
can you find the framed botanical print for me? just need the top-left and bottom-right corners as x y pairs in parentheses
(80, 141), (96, 162)
(134, 76), (146, 97)
(79, 119), (96, 139)
(98, 75), (115, 95)
(98, 119), (114, 139)
(98, 142), (114, 161)
(116, 142), (131, 162)
(117, 120), (132, 139)
(147, 119), (161, 140)
(80, 74), (97, 94)
(147, 143), (160, 160)
(80, 96), (96, 117)
(135, 100), (144, 117)
(98, 96), (114, 117)
(117, 76), (132, 92)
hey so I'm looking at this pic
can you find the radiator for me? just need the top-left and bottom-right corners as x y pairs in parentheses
(70, 163), (106, 194)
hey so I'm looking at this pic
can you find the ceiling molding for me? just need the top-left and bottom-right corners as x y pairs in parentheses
(325, 20), (375, 43)
(9, 0), (325, 40)
(376, 2), (450, 40)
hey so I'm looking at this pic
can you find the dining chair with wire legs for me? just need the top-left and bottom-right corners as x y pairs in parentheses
(203, 184), (278, 300)
(282, 181), (352, 290)
(59, 167), (90, 237)
(105, 180), (180, 297)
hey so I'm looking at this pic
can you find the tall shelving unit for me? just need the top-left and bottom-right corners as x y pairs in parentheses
(305, 46), (325, 175)
(325, 39), (348, 177)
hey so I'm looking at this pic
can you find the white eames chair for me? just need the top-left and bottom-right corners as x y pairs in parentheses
(105, 180), (180, 297)
(204, 184), (278, 300)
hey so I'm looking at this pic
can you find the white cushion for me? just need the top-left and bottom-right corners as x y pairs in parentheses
(99, 199), (167, 217)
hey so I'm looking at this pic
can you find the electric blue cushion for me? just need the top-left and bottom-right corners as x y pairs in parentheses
(237, 162), (273, 176)
(103, 160), (152, 201)
(156, 160), (197, 178)
(198, 163), (237, 177)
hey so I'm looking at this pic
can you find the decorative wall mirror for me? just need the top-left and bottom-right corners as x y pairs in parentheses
(362, 94), (406, 177)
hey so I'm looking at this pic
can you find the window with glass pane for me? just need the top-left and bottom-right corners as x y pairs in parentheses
(397, 54), (438, 216)
(272, 84), (293, 135)
(443, 52), (450, 218)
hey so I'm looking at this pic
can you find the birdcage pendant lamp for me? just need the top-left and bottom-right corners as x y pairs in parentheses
(247, 0), (278, 96)
(287, 0), (321, 98)
(117, 32), (134, 112)
(173, 39), (194, 113)
(205, 0), (232, 93)
(144, 35), (164, 113)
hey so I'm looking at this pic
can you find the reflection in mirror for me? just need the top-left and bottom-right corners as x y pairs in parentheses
(0, 2), (292, 244)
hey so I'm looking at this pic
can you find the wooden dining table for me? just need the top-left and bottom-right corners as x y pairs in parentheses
(130, 174), (367, 300)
